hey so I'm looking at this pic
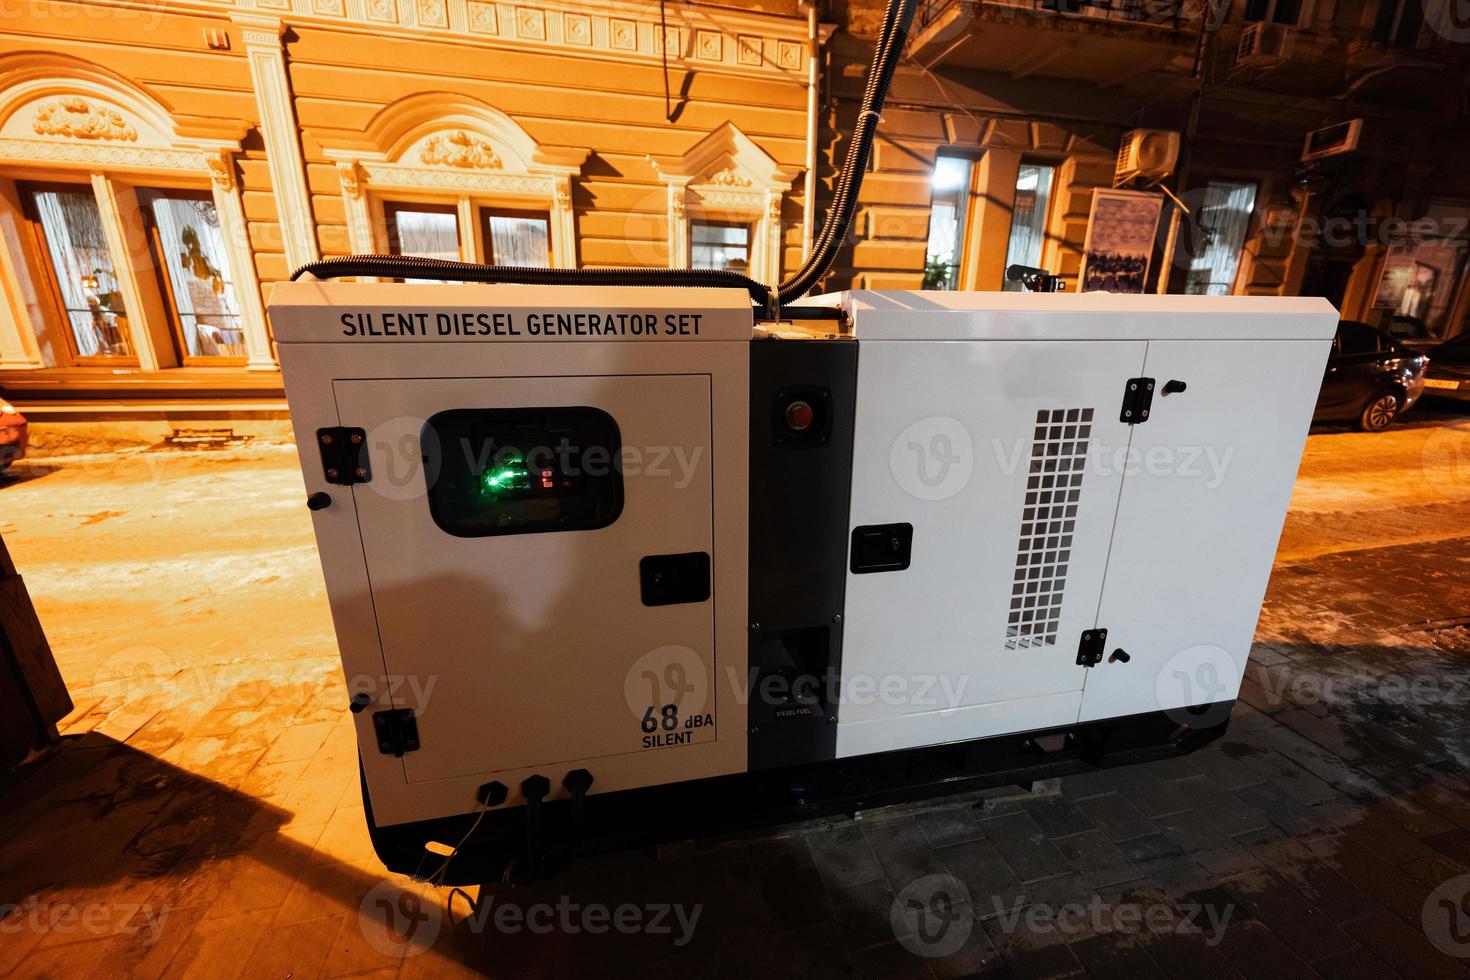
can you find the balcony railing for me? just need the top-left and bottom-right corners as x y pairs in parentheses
(918, 0), (1192, 31)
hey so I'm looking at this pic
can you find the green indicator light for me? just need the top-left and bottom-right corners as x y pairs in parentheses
(481, 451), (530, 497)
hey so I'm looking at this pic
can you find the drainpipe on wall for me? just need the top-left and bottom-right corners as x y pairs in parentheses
(1155, 86), (1202, 294)
(801, 0), (821, 263)
(1155, 10), (1211, 294)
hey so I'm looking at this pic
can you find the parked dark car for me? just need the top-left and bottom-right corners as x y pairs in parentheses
(1416, 332), (1470, 404)
(0, 395), (27, 471)
(1313, 321), (1427, 431)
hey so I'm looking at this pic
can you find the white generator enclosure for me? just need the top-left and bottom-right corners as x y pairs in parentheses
(830, 292), (1334, 757)
(269, 282), (1335, 880)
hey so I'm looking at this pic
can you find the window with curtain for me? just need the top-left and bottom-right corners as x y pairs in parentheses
(1372, 239), (1468, 339)
(26, 184), (131, 359)
(1244, 0), (1303, 23)
(384, 202), (460, 261)
(383, 202), (461, 284)
(139, 189), (245, 359)
(924, 156), (973, 290)
(1001, 164), (1056, 292)
(481, 209), (550, 267)
(1184, 181), (1258, 296)
(690, 221), (751, 273)
(1372, 0), (1425, 46)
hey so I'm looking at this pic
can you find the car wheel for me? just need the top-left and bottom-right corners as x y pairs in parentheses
(1358, 390), (1401, 432)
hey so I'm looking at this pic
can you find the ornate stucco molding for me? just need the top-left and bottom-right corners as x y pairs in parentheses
(205, 151), (236, 192)
(32, 97), (137, 142)
(649, 122), (797, 285)
(357, 164), (556, 195)
(0, 139), (206, 170)
(708, 167), (752, 187)
(418, 131), (502, 169)
(211, 0), (828, 81)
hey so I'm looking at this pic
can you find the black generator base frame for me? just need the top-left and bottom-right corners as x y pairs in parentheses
(361, 701), (1233, 887)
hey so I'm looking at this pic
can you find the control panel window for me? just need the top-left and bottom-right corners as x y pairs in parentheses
(422, 407), (624, 538)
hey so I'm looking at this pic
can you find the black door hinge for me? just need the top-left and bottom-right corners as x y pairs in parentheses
(1077, 628), (1108, 667)
(372, 708), (420, 756)
(317, 427), (370, 485)
(1119, 378), (1155, 424)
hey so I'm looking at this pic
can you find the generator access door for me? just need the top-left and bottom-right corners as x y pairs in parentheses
(1079, 338), (1326, 723)
(838, 339), (1148, 758)
(334, 374), (716, 785)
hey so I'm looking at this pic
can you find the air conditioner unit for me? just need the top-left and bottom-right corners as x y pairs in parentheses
(1114, 129), (1180, 186)
(1301, 119), (1363, 162)
(1236, 22), (1295, 67)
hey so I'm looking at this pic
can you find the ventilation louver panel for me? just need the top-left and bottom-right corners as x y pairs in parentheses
(1006, 408), (1094, 649)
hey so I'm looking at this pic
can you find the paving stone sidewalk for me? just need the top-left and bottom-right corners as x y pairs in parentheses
(2, 438), (1470, 978)
(429, 531), (1470, 979)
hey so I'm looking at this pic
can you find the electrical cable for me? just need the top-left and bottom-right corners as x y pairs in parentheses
(778, 0), (918, 305)
(290, 255), (777, 317)
(288, 0), (920, 316)
(409, 798), (490, 888)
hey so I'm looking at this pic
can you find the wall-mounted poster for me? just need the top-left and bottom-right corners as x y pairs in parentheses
(1079, 188), (1165, 294)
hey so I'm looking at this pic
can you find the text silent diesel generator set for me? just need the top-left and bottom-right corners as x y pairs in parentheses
(270, 282), (1336, 882)
(267, 0), (1337, 883)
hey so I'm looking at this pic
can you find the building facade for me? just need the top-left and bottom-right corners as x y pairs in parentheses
(0, 0), (820, 423)
(827, 0), (1470, 340)
(0, 0), (1466, 426)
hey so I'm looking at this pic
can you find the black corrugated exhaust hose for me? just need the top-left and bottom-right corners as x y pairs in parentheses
(519, 773), (550, 882)
(562, 768), (593, 858)
(777, 0), (919, 306)
(289, 0), (919, 319)
(290, 255), (778, 319)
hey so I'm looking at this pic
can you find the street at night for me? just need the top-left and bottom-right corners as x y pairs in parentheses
(4, 0), (1470, 973)
(2, 409), (1468, 977)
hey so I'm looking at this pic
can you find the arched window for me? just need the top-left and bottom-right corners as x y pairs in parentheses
(0, 54), (269, 371)
(322, 94), (588, 270)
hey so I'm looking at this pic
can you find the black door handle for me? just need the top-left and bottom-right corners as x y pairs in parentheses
(1162, 380), (1187, 395)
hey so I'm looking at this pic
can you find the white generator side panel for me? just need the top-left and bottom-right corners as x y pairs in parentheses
(271, 283), (751, 827)
(830, 291), (1337, 757)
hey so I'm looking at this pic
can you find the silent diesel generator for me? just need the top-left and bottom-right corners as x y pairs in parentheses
(268, 0), (1336, 884)
(270, 282), (1335, 882)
